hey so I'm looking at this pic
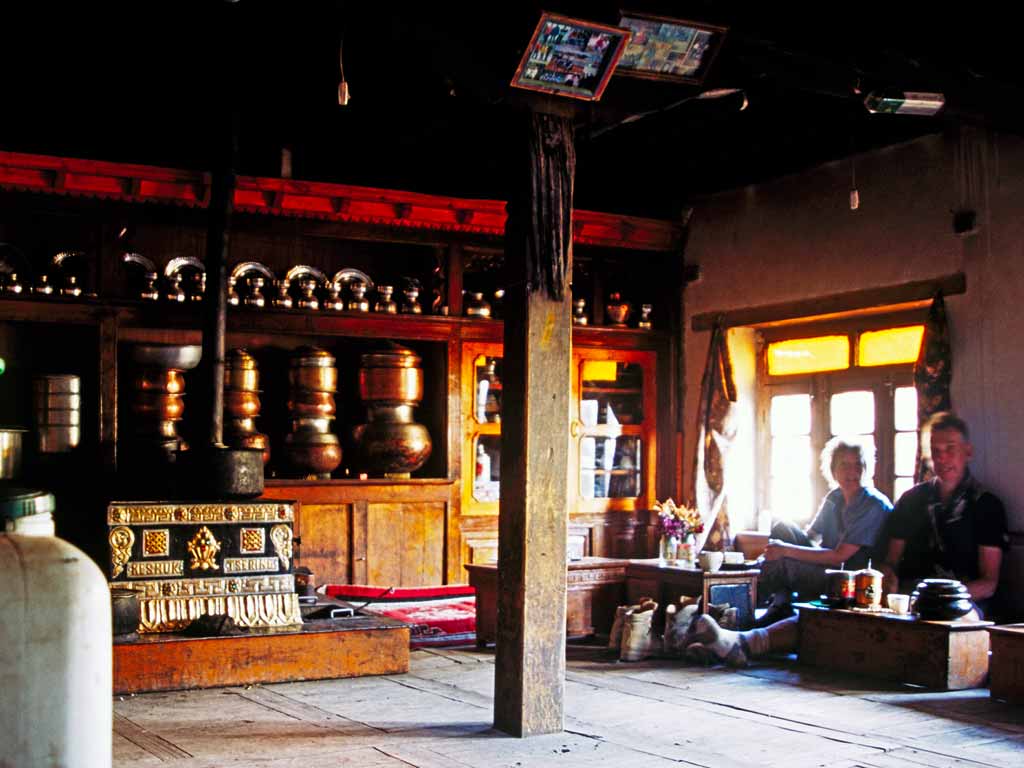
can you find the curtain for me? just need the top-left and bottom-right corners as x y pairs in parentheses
(691, 323), (738, 551)
(914, 294), (952, 482)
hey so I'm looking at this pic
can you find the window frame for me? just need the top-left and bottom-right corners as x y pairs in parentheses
(755, 310), (925, 528)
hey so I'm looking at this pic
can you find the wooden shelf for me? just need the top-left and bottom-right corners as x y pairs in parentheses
(0, 296), (668, 345)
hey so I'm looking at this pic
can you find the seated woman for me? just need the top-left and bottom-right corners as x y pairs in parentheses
(756, 436), (893, 622)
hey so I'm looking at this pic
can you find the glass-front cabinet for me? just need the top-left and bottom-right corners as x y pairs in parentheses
(571, 348), (656, 513)
(461, 341), (657, 517)
(462, 342), (504, 515)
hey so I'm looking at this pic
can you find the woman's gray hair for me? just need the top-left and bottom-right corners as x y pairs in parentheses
(819, 436), (873, 488)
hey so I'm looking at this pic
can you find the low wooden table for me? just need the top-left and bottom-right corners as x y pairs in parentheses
(989, 623), (1024, 704)
(113, 616), (410, 694)
(796, 602), (993, 690)
(466, 557), (629, 647)
(625, 560), (760, 630)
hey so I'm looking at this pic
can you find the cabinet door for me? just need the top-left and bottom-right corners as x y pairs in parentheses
(571, 348), (656, 514)
(460, 342), (503, 516)
(294, 502), (351, 586)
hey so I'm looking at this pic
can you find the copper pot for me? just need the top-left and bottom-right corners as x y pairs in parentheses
(284, 431), (342, 478)
(32, 392), (82, 411)
(291, 417), (333, 434)
(225, 348), (259, 392)
(359, 346), (423, 404)
(288, 347), (337, 392)
(131, 392), (185, 421)
(38, 425), (81, 453)
(824, 569), (855, 608)
(134, 369), (186, 394)
(287, 390), (337, 418)
(855, 565), (884, 609)
(357, 415), (432, 477)
(605, 293), (632, 326)
(226, 429), (271, 465)
(230, 417), (258, 433)
(36, 408), (80, 426)
(224, 389), (261, 419)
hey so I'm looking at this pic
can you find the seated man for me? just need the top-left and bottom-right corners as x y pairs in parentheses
(758, 436), (892, 619)
(686, 411), (1008, 667)
(881, 411), (1008, 619)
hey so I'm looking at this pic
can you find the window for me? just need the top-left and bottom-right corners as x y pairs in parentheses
(758, 314), (924, 526)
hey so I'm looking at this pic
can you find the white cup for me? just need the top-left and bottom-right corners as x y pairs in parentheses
(887, 593), (911, 615)
(698, 551), (724, 573)
(723, 551), (744, 565)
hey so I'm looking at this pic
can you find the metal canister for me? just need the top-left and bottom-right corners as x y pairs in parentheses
(855, 563), (884, 609)
(32, 375), (81, 453)
(824, 568), (856, 608)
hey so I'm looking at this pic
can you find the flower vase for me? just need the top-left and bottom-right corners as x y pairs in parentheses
(659, 534), (680, 566)
(679, 533), (697, 568)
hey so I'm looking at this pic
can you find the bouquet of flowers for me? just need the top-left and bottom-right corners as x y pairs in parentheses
(654, 498), (704, 540)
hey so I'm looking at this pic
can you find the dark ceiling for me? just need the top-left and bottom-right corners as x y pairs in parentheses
(3, 2), (1020, 219)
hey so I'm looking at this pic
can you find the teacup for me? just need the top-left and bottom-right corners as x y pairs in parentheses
(698, 551), (724, 573)
(886, 593), (911, 615)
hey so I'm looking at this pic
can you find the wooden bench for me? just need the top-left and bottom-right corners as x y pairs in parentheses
(989, 623), (1024, 704)
(796, 602), (992, 690)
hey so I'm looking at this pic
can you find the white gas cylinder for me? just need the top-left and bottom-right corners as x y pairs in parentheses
(0, 533), (112, 768)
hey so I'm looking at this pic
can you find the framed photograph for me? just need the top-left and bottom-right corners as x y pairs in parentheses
(510, 13), (631, 101)
(616, 12), (727, 85)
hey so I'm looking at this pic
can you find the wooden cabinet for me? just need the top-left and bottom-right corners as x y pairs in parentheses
(456, 337), (665, 564)
(262, 480), (454, 588)
(0, 150), (683, 587)
(571, 347), (657, 514)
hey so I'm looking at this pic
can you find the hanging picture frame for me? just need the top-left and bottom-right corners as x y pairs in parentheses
(510, 13), (631, 101)
(616, 11), (727, 85)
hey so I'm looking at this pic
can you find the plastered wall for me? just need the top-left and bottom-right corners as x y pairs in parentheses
(683, 130), (1024, 615)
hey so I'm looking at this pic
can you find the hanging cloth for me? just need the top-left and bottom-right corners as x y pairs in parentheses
(914, 293), (952, 482)
(691, 323), (738, 550)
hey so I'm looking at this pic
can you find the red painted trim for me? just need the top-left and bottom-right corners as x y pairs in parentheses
(0, 150), (681, 251)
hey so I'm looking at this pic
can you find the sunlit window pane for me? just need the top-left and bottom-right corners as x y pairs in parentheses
(770, 394), (811, 436)
(771, 435), (810, 479)
(768, 335), (849, 376)
(857, 434), (877, 481)
(894, 387), (918, 431)
(830, 390), (875, 436)
(894, 476), (915, 501)
(894, 431), (918, 477)
(770, 475), (814, 523)
(858, 325), (924, 367)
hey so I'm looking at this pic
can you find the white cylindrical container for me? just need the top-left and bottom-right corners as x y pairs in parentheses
(0, 533), (112, 768)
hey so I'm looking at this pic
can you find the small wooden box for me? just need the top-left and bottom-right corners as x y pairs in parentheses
(797, 603), (992, 690)
(989, 623), (1024, 704)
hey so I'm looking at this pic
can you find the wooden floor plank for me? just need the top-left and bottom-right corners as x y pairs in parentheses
(111, 649), (1024, 768)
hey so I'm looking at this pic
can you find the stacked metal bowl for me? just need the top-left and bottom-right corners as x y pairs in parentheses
(33, 375), (81, 453)
(911, 578), (974, 620)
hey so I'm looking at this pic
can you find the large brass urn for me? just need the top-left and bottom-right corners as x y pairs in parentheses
(284, 346), (342, 478)
(356, 345), (432, 477)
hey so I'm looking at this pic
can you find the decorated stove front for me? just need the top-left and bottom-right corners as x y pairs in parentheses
(107, 500), (302, 632)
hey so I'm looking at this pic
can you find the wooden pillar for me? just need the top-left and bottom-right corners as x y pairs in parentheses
(494, 111), (575, 737)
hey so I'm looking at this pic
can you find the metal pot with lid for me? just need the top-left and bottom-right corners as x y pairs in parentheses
(824, 568), (855, 608)
(854, 561), (884, 609)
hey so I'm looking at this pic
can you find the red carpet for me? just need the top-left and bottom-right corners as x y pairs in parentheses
(323, 584), (476, 648)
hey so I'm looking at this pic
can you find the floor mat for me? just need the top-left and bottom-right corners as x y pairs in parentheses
(322, 584), (476, 648)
